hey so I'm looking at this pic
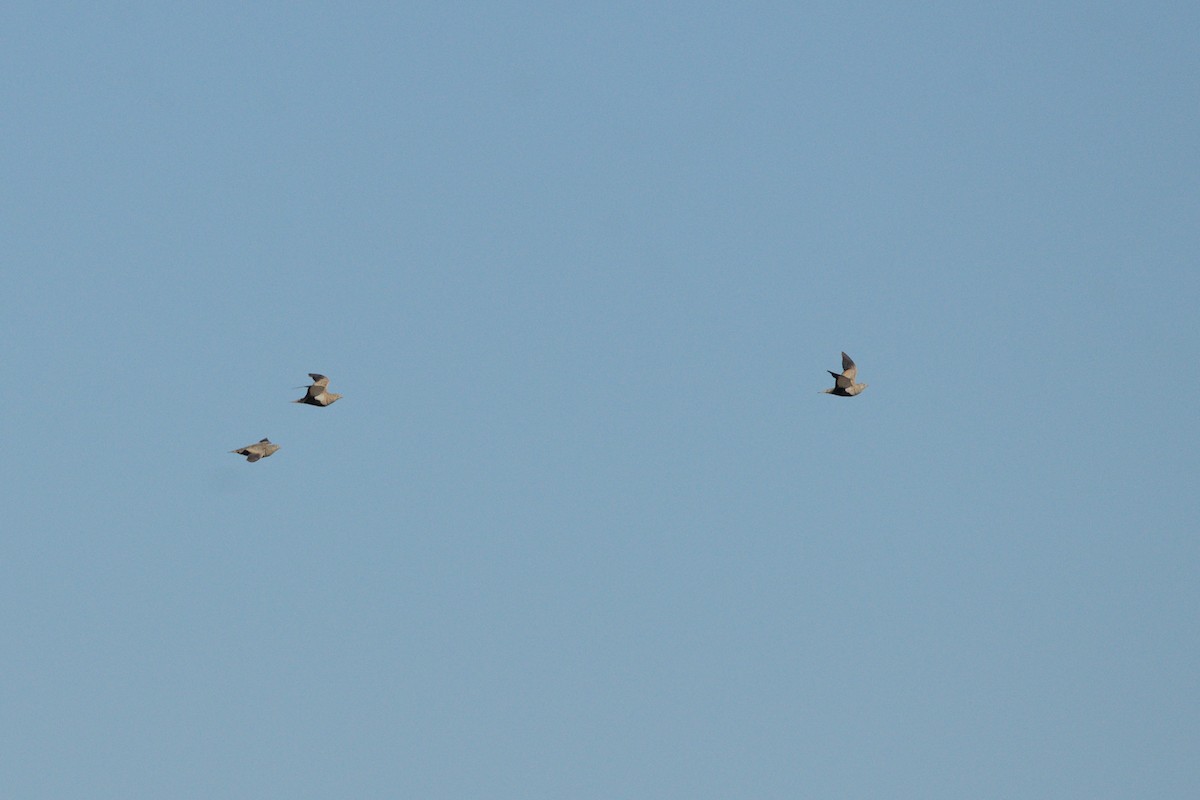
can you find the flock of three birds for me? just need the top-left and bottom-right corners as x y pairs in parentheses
(229, 373), (342, 463)
(230, 354), (866, 464)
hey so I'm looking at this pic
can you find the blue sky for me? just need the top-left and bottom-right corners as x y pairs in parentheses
(2, 2), (1197, 797)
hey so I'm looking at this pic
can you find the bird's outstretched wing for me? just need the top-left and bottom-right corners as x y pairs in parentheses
(308, 374), (330, 388)
(840, 353), (857, 382)
(829, 370), (852, 390)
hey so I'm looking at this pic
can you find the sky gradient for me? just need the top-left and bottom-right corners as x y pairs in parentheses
(2, 2), (1197, 797)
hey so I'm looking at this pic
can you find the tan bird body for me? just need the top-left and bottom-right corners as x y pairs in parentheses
(294, 373), (342, 407)
(230, 438), (280, 462)
(822, 352), (868, 397)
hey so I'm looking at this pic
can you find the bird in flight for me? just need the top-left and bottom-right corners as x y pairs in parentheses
(294, 373), (343, 407)
(821, 352), (868, 397)
(230, 438), (280, 462)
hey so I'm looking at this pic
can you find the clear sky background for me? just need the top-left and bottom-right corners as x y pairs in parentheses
(2, 2), (1196, 797)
